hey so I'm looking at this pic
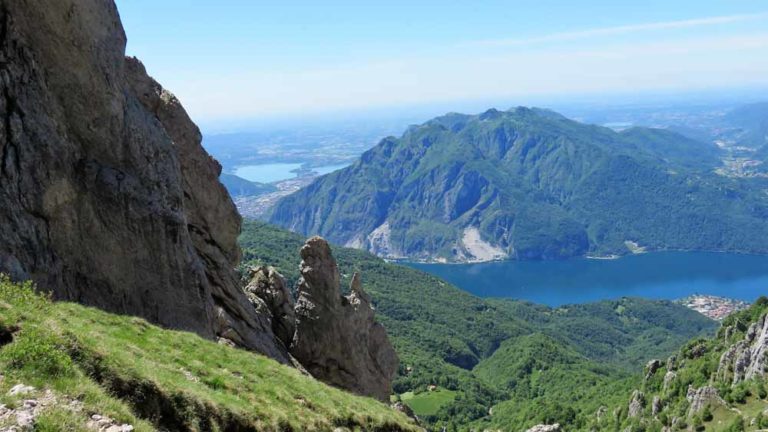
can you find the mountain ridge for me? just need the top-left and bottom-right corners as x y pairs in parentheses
(269, 107), (768, 262)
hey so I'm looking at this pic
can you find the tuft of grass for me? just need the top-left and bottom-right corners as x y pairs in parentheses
(0, 327), (75, 379)
(33, 408), (90, 432)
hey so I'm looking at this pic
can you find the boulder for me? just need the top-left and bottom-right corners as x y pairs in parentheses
(0, 0), (287, 362)
(290, 237), (398, 401)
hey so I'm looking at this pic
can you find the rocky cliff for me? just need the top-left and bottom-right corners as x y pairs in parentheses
(291, 237), (398, 401)
(245, 237), (399, 401)
(717, 312), (768, 384)
(0, 0), (287, 361)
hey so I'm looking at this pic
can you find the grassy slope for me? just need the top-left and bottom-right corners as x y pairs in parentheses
(239, 220), (717, 430)
(0, 277), (419, 432)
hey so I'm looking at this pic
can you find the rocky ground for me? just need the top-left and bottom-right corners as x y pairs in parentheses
(0, 378), (133, 432)
(677, 295), (749, 320)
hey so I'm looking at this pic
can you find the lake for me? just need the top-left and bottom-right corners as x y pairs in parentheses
(233, 162), (349, 183)
(234, 163), (302, 183)
(405, 252), (768, 306)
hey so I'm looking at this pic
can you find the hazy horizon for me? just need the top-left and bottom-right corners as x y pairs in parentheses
(115, 1), (768, 131)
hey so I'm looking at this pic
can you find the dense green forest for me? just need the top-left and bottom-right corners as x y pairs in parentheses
(268, 107), (768, 262)
(239, 221), (717, 430)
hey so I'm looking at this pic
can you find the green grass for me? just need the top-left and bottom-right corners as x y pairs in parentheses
(0, 276), (419, 432)
(702, 396), (768, 432)
(401, 388), (458, 416)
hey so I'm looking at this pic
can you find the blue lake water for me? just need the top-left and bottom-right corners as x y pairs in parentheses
(234, 163), (302, 183)
(405, 252), (768, 306)
(233, 163), (350, 183)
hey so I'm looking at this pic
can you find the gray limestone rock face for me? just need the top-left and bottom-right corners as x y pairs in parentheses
(244, 266), (296, 347)
(525, 425), (561, 432)
(686, 386), (725, 416)
(651, 396), (663, 416)
(628, 390), (645, 418)
(663, 371), (677, 391)
(290, 237), (398, 401)
(717, 313), (768, 384)
(0, 0), (287, 362)
(645, 359), (662, 380)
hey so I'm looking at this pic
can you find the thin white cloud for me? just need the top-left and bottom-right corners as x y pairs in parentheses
(464, 12), (768, 47)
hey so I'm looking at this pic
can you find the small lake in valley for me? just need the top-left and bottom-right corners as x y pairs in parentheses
(234, 163), (303, 183)
(405, 252), (768, 306)
(233, 162), (349, 183)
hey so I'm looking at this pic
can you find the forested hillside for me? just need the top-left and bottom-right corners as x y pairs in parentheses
(239, 221), (717, 430)
(269, 108), (768, 262)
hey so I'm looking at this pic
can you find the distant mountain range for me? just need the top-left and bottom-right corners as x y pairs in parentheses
(269, 107), (768, 262)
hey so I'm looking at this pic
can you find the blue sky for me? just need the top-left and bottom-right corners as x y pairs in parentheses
(115, 1), (768, 125)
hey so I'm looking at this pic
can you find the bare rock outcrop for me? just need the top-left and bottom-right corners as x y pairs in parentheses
(651, 396), (663, 416)
(663, 371), (677, 390)
(628, 390), (645, 418)
(0, 0), (287, 362)
(686, 386), (725, 415)
(645, 359), (662, 380)
(525, 424), (560, 432)
(290, 237), (398, 401)
(717, 313), (768, 383)
(666, 355), (677, 371)
(244, 266), (296, 347)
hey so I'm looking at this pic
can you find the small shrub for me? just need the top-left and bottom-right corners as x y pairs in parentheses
(731, 385), (749, 404)
(757, 383), (767, 399)
(203, 375), (227, 390)
(725, 417), (745, 432)
(692, 415), (705, 431)
(0, 328), (74, 379)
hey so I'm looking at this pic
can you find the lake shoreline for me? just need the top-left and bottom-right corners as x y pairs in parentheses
(402, 251), (768, 307)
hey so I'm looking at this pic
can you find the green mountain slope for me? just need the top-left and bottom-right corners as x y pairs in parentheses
(0, 277), (419, 432)
(724, 102), (768, 149)
(220, 173), (277, 197)
(269, 107), (768, 262)
(604, 297), (768, 432)
(472, 334), (636, 430)
(239, 221), (717, 430)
